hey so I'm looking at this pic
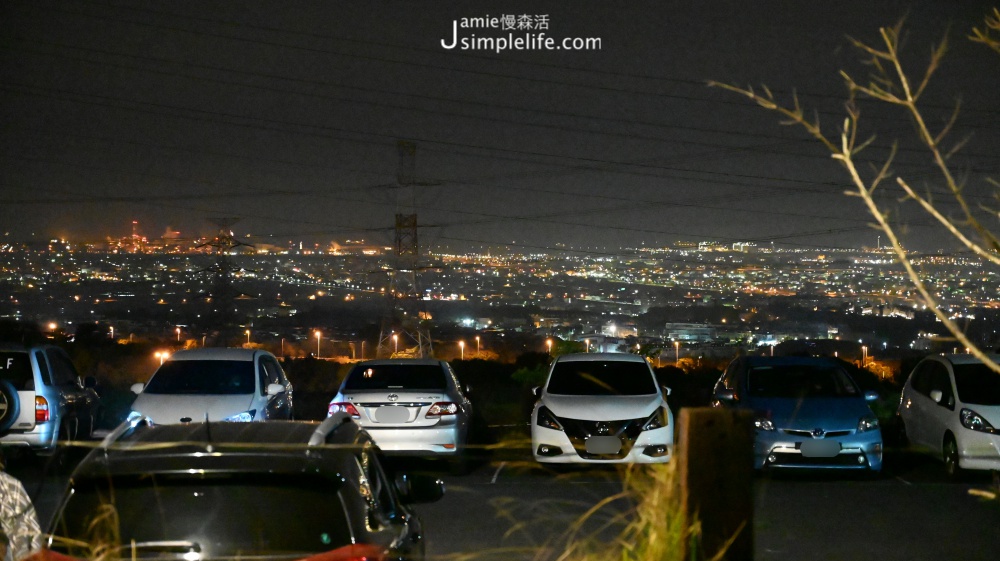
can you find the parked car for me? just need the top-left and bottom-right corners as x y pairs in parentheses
(530, 353), (673, 464)
(128, 348), (293, 424)
(0, 344), (101, 454)
(43, 415), (443, 561)
(897, 353), (1000, 478)
(327, 358), (472, 466)
(713, 355), (883, 473)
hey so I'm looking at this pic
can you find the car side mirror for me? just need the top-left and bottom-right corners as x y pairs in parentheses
(394, 473), (445, 504)
(662, 385), (672, 396)
(864, 391), (879, 402)
(929, 389), (943, 404)
(130, 382), (145, 394)
(715, 389), (737, 402)
(266, 383), (285, 396)
(532, 386), (541, 398)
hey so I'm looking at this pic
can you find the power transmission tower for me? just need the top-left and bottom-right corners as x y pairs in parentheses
(197, 218), (255, 339)
(376, 141), (435, 358)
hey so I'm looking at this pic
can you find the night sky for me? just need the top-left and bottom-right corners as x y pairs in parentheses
(2, 0), (999, 253)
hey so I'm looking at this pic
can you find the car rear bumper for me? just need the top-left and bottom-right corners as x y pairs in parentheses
(0, 422), (58, 452)
(362, 424), (466, 456)
(754, 430), (883, 471)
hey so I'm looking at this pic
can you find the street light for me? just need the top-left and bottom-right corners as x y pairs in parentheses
(245, 329), (251, 345)
(392, 333), (398, 355)
(176, 327), (181, 342)
(315, 330), (322, 358)
(546, 338), (553, 355)
(475, 335), (481, 356)
(109, 325), (114, 340)
(861, 345), (867, 367)
(674, 341), (680, 364)
(585, 338), (590, 353)
(154, 351), (168, 365)
(459, 340), (465, 360)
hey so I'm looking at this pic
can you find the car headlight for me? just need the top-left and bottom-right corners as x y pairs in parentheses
(754, 416), (775, 431)
(641, 407), (670, 431)
(223, 409), (256, 422)
(960, 408), (997, 433)
(857, 416), (880, 433)
(536, 406), (563, 431)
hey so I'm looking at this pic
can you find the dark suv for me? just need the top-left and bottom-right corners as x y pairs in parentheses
(44, 414), (444, 561)
(0, 344), (100, 454)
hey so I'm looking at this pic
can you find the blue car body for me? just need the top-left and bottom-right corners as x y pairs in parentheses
(713, 356), (883, 472)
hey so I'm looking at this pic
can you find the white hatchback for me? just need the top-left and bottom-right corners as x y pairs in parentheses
(531, 353), (673, 464)
(898, 353), (1000, 477)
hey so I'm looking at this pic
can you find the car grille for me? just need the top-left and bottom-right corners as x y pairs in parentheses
(554, 415), (645, 460)
(782, 429), (852, 438)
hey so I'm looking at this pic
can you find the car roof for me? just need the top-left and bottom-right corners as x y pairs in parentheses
(353, 358), (444, 366)
(928, 353), (1000, 366)
(74, 418), (364, 478)
(741, 355), (844, 367)
(554, 352), (649, 363)
(166, 348), (269, 362)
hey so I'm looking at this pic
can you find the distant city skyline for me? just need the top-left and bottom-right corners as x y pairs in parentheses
(2, 1), (999, 253)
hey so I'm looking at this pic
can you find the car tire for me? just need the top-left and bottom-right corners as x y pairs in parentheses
(943, 435), (965, 480)
(0, 379), (21, 433)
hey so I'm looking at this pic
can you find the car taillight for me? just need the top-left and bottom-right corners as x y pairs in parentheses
(426, 402), (458, 417)
(328, 402), (360, 418)
(36, 396), (50, 423)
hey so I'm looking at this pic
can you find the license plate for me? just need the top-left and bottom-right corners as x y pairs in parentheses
(585, 436), (622, 454)
(375, 406), (409, 423)
(800, 440), (840, 458)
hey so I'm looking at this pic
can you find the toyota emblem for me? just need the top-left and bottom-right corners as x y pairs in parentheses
(812, 428), (825, 438)
(387, 394), (399, 402)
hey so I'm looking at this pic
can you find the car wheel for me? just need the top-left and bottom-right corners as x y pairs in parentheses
(0, 379), (22, 433)
(944, 435), (965, 480)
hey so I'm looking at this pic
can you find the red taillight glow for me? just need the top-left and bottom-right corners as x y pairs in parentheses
(35, 396), (50, 423)
(297, 543), (384, 561)
(328, 402), (360, 418)
(426, 402), (458, 417)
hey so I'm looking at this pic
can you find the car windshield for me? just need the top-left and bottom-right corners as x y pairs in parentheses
(546, 360), (657, 396)
(50, 473), (353, 559)
(953, 364), (1000, 405)
(0, 352), (34, 390)
(343, 364), (446, 390)
(144, 360), (255, 395)
(747, 365), (860, 398)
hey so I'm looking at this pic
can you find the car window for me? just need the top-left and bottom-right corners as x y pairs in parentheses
(909, 363), (932, 396)
(747, 365), (860, 398)
(261, 357), (284, 386)
(47, 349), (80, 386)
(356, 447), (397, 521)
(342, 364), (446, 390)
(52, 473), (354, 558)
(546, 360), (657, 396)
(144, 360), (255, 395)
(0, 351), (35, 391)
(953, 363), (1000, 406)
(928, 365), (955, 408)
